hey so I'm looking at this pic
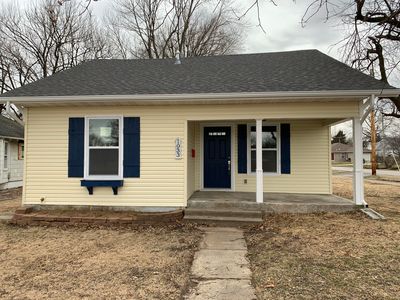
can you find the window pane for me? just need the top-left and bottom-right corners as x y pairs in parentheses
(89, 119), (119, 147)
(251, 150), (277, 173)
(89, 149), (119, 175)
(250, 126), (277, 149)
(250, 131), (256, 148)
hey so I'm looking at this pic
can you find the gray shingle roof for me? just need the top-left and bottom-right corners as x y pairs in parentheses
(1, 49), (397, 98)
(0, 115), (24, 139)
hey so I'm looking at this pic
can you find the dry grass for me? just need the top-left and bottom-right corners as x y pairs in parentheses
(0, 189), (202, 300)
(0, 189), (202, 299)
(334, 175), (400, 219)
(245, 176), (400, 299)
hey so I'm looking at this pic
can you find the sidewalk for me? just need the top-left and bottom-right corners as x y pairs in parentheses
(186, 227), (256, 300)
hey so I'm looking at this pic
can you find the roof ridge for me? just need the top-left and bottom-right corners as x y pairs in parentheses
(89, 49), (321, 62)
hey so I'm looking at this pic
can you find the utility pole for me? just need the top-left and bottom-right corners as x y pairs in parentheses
(381, 112), (386, 162)
(370, 108), (377, 176)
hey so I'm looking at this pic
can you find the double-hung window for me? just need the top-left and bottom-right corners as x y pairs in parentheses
(3, 141), (9, 170)
(85, 117), (123, 179)
(249, 125), (279, 173)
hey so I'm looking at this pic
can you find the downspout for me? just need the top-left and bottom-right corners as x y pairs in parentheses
(5, 101), (24, 126)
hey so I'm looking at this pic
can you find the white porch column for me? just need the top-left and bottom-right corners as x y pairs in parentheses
(256, 119), (264, 203)
(352, 116), (365, 206)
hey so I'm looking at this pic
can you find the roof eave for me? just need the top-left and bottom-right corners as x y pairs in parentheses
(0, 135), (24, 140)
(1, 89), (399, 105)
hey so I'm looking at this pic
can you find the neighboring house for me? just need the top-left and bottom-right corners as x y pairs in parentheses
(0, 50), (399, 209)
(331, 142), (371, 163)
(0, 115), (24, 189)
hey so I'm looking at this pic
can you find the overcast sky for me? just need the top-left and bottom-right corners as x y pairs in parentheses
(6, 0), (342, 58)
(91, 0), (342, 57)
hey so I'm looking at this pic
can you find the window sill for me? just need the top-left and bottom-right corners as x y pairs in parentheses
(245, 172), (281, 176)
(81, 180), (124, 195)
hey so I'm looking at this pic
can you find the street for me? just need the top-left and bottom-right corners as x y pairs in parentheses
(333, 166), (400, 177)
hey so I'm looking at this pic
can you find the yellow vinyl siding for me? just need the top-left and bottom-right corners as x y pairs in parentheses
(235, 120), (331, 194)
(24, 101), (358, 207)
(24, 107), (186, 207)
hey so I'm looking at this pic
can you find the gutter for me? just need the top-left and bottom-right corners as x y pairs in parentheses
(1, 89), (399, 106)
(0, 136), (24, 141)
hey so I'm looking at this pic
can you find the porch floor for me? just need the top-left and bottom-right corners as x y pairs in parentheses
(188, 191), (357, 214)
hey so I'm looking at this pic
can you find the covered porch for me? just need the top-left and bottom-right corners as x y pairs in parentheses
(185, 109), (370, 208)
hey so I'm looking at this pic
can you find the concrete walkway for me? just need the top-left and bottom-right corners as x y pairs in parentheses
(186, 227), (256, 300)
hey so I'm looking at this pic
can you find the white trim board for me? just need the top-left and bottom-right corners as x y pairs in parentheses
(83, 116), (124, 181)
(246, 122), (281, 176)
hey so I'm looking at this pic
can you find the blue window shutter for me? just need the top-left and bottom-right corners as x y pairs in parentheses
(281, 123), (291, 174)
(68, 118), (84, 177)
(237, 124), (247, 174)
(124, 117), (140, 177)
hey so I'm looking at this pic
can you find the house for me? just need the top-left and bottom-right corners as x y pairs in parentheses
(0, 115), (24, 189)
(0, 50), (399, 212)
(331, 142), (371, 163)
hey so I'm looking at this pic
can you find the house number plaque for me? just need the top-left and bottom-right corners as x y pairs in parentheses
(175, 138), (183, 159)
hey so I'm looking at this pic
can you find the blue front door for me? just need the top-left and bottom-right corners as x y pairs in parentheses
(204, 127), (231, 189)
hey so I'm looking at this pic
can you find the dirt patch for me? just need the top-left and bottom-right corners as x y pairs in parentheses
(245, 176), (400, 299)
(0, 224), (202, 299)
(0, 188), (22, 214)
(0, 187), (22, 201)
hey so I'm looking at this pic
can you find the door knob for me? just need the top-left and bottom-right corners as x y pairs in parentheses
(228, 160), (231, 171)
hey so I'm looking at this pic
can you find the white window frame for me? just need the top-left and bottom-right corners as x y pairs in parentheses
(84, 116), (124, 180)
(3, 141), (9, 170)
(247, 122), (281, 175)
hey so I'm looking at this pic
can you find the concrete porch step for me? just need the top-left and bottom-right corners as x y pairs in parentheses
(183, 215), (263, 226)
(188, 200), (261, 210)
(184, 208), (263, 226)
(185, 208), (262, 219)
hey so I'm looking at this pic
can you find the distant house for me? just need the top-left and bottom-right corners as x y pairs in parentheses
(0, 115), (24, 189)
(331, 142), (371, 163)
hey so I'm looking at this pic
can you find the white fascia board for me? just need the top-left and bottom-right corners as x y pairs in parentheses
(0, 136), (24, 140)
(1, 89), (400, 105)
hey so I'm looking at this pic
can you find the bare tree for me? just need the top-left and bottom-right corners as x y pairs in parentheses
(302, 0), (400, 117)
(386, 135), (400, 157)
(363, 101), (396, 142)
(0, 0), (116, 119)
(241, 0), (400, 116)
(109, 0), (243, 59)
